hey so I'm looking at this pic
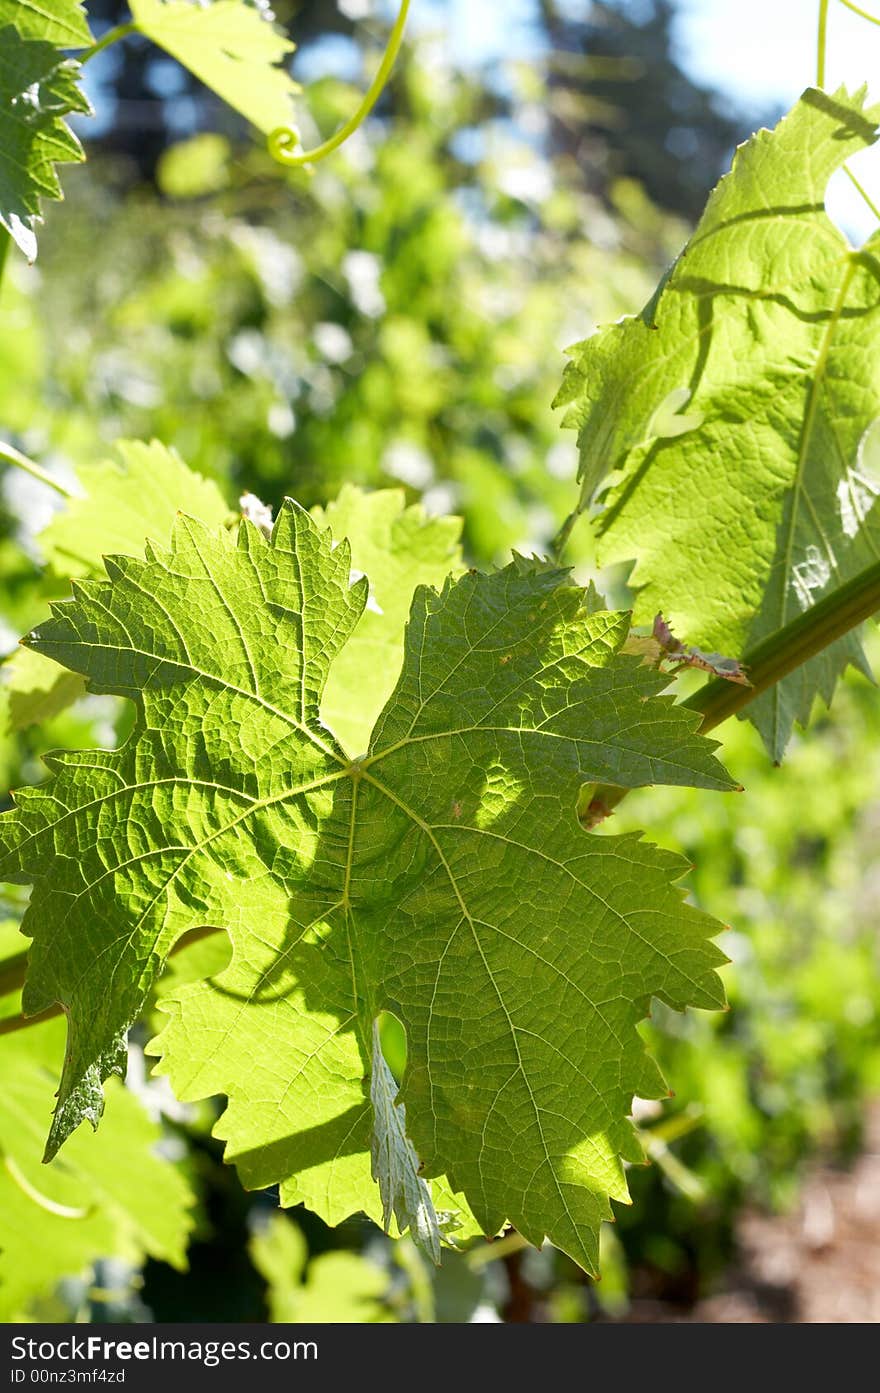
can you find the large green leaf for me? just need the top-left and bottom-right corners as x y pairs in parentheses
(150, 928), (481, 1248)
(0, 1), (92, 47)
(556, 88), (880, 759)
(0, 26), (90, 259)
(3, 440), (232, 733)
(313, 487), (464, 756)
(3, 644), (85, 733)
(0, 502), (735, 1273)
(0, 1038), (193, 1318)
(129, 0), (299, 136)
(39, 438), (233, 579)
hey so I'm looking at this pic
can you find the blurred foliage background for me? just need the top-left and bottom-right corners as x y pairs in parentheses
(1, 0), (879, 1323)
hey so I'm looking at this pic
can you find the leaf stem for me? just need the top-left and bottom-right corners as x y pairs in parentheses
(80, 21), (139, 65)
(549, 506), (578, 563)
(0, 924), (224, 1035)
(268, 0), (411, 168)
(0, 441), (73, 499)
(393, 1236), (435, 1321)
(639, 1132), (706, 1203)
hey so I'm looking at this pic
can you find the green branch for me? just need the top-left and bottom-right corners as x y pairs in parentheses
(0, 926), (223, 1036)
(466, 1230), (532, 1270)
(583, 557), (880, 824)
(684, 558), (880, 733)
(0, 952), (28, 1000)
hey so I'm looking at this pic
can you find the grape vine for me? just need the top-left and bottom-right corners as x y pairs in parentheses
(0, 0), (879, 1303)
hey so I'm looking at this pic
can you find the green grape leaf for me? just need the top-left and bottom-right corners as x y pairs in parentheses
(312, 487), (464, 756)
(0, 26), (90, 260)
(0, 1016), (193, 1319)
(250, 1215), (393, 1324)
(151, 930), (482, 1245)
(0, 1), (92, 47)
(39, 438), (233, 579)
(0, 918), (28, 1023)
(2, 441), (231, 733)
(3, 646), (85, 732)
(157, 132), (232, 200)
(556, 87), (880, 759)
(0, 501), (735, 1273)
(129, 0), (299, 136)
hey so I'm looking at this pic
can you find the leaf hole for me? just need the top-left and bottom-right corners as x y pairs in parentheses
(376, 1009), (407, 1084)
(826, 155), (880, 247)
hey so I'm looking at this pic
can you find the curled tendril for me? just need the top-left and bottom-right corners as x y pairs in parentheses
(2, 1152), (91, 1220)
(268, 0), (411, 168)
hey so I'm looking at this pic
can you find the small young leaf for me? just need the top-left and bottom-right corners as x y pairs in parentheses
(370, 1021), (441, 1265)
(250, 1215), (393, 1324)
(623, 613), (750, 686)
